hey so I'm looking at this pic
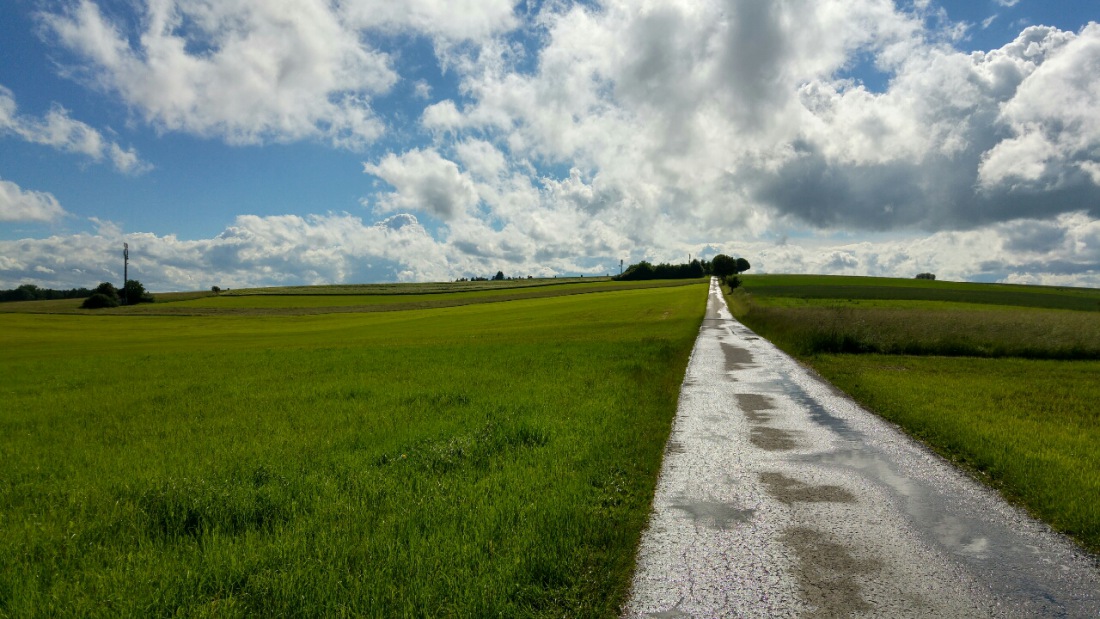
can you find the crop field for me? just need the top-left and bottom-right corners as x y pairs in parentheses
(728, 274), (1100, 552)
(0, 278), (703, 316)
(0, 282), (706, 617)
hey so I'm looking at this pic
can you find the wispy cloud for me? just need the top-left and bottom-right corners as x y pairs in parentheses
(0, 85), (148, 173)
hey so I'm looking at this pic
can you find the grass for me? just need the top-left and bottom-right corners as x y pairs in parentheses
(739, 274), (1100, 312)
(724, 300), (1100, 359)
(0, 278), (705, 316)
(726, 274), (1100, 553)
(0, 283), (707, 617)
(811, 355), (1100, 552)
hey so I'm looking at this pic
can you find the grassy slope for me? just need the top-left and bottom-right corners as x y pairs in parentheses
(0, 284), (706, 617)
(728, 274), (1100, 553)
(0, 278), (705, 316)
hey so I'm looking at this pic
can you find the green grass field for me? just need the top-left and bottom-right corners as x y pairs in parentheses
(728, 274), (1100, 552)
(0, 283), (706, 617)
(0, 278), (703, 316)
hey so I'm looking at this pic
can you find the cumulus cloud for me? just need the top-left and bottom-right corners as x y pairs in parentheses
(3, 210), (1098, 291)
(0, 85), (147, 173)
(0, 178), (67, 222)
(339, 0), (518, 41)
(413, 1), (1100, 244)
(41, 0), (396, 148)
(20, 0), (1100, 289)
(363, 149), (480, 219)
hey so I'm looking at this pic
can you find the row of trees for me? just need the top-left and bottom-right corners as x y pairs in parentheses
(81, 280), (154, 309)
(616, 254), (751, 282)
(0, 284), (94, 302)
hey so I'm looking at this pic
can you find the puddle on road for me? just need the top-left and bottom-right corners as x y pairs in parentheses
(722, 343), (754, 371)
(760, 472), (856, 505)
(736, 393), (774, 411)
(744, 364), (1100, 615)
(736, 393), (777, 422)
(752, 426), (799, 451)
(670, 499), (755, 530)
(783, 527), (880, 618)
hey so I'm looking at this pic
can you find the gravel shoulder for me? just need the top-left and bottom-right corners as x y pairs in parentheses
(624, 278), (1100, 618)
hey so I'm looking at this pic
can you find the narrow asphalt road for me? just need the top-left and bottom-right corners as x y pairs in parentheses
(624, 278), (1100, 618)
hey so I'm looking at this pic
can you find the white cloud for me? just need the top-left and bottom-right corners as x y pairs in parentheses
(0, 178), (67, 223)
(339, 0), (518, 41)
(978, 24), (1100, 191)
(363, 148), (480, 219)
(42, 0), (397, 149)
(3, 210), (1098, 291)
(0, 85), (148, 173)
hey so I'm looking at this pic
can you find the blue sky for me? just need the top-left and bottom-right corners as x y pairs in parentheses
(1, 0), (1098, 290)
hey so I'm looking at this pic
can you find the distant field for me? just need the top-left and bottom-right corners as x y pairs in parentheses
(727, 274), (1100, 552)
(730, 275), (1100, 359)
(0, 284), (706, 616)
(739, 274), (1100, 312)
(0, 278), (703, 316)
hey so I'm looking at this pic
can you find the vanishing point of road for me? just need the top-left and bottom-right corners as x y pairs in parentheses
(624, 278), (1100, 618)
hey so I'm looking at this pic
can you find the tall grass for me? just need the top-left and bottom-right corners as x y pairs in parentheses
(728, 291), (1100, 360)
(0, 285), (706, 617)
(739, 273), (1100, 312)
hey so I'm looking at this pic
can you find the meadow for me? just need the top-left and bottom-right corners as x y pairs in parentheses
(0, 282), (706, 617)
(0, 278), (701, 316)
(728, 274), (1100, 552)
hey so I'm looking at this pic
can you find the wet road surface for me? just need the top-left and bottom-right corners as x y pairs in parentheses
(624, 278), (1100, 618)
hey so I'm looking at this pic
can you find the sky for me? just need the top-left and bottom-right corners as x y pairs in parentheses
(0, 0), (1098, 291)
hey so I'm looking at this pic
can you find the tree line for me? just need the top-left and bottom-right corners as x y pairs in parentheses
(0, 284), (94, 302)
(615, 254), (750, 282)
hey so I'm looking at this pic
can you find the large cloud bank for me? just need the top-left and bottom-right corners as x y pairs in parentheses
(4, 0), (1098, 290)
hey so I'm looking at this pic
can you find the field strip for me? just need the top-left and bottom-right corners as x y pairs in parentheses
(624, 277), (1100, 617)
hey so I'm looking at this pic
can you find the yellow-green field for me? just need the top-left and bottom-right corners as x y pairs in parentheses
(0, 282), (706, 617)
(728, 274), (1100, 552)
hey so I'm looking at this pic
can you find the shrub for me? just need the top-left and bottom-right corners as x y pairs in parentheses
(81, 293), (120, 309)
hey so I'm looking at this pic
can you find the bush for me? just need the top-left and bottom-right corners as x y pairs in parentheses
(93, 282), (120, 301)
(81, 293), (120, 309)
(121, 279), (154, 304)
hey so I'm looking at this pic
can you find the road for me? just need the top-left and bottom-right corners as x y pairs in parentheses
(624, 278), (1100, 618)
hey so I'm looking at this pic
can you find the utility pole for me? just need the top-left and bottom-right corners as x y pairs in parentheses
(620, 259), (623, 276)
(123, 242), (129, 305)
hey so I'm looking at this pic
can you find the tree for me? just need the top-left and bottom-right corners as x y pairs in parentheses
(711, 254), (736, 277)
(211, 286), (221, 294)
(493, 271), (505, 281)
(121, 279), (155, 304)
(915, 272), (936, 280)
(92, 282), (120, 303)
(734, 257), (751, 274)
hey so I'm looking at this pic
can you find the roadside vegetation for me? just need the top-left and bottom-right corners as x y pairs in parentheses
(0, 282), (705, 616)
(726, 274), (1100, 552)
